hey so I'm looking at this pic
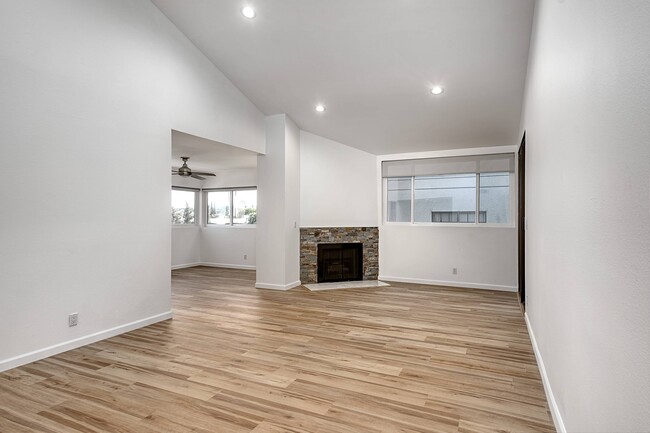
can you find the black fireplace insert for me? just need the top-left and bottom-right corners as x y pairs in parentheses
(317, 243), (363, 283)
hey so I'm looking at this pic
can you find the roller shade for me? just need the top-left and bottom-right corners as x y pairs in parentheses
(382, 153), (514, 178)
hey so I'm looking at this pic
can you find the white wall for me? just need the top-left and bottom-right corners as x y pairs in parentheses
(300, 131), (378, 227)
(256, 114), (301, 290)
(378, 147), (519, 291)
(256, 115), (287, 289)
(172, 176), (203, 189)
(200, 228), (256, 270)
(284, 118), (301, 284)
(381, 226), (517, 290)
(0, 0), (264, 371)
(201, 168), (257, 269)
(171, 226), (201, 268)
(171, 177), (202, 269)
(203, 168), (257, 190)
(520, 1), (650, 431)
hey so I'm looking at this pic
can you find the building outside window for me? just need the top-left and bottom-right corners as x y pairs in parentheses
(414, 174), (477, 223)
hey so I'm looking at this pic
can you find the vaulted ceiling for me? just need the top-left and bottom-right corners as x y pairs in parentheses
(154, 0), (535, 155)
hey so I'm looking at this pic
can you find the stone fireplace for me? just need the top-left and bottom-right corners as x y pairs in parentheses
(300, 227), (379, 284)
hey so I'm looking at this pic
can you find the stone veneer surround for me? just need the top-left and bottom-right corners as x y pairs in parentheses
(300, 227), (379, 284)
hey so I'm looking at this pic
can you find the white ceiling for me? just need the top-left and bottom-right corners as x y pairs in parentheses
(154, 0), (535, 155)
(171, 130), (258, 173)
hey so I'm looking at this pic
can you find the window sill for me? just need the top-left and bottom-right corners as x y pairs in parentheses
(383, 222), (515, 229)
(172, 224), (199, 229)
(204, 224), (257, 229)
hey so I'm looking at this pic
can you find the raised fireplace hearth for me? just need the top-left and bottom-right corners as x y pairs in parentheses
(300, 227), (378, 284)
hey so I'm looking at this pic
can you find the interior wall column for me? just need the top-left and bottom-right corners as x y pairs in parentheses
(255, 114), (301, 289)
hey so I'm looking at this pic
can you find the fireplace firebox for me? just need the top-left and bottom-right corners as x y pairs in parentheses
(317, 243), (363, 283)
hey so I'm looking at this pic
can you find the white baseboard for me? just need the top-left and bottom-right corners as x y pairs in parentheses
(378, 275), (517, 292)
(255, 280), (301, 291)
(171, 262), (256, 271)
(171, 262), (201, 270)
(525, 312), (566, 433)
(0, 311), (173, 373)
(199, 262), (256, 271)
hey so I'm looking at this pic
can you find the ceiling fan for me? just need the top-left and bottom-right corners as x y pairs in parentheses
(171, 156), (216, 180)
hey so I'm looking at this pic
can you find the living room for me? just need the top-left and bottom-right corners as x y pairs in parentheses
(1, 1), (648, 432)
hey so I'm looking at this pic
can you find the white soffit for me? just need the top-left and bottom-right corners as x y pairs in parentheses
(171, 130), (258, 173)
(154, 0), (535, 155)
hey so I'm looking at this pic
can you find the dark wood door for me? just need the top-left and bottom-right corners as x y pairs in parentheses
(518, 133), (526, 307)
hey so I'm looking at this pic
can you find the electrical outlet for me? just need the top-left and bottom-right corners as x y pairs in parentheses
(244, 254), (247, 260)
(452, 268), (458, 275)
(68, 313), (78, 327)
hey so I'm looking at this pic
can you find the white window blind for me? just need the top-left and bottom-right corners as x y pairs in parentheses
(381, 153), (515, 178)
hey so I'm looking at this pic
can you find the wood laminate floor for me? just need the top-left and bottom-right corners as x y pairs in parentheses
(0, 267), (555, 432)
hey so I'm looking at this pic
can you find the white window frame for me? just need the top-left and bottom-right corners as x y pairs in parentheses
(383, 173), (515, 228)
(204, 187), (257, 228)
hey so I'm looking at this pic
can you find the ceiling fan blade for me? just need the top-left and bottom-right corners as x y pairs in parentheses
(171, 172), (179, 175)
(191, 172), (216, 176)
(190, 174), (206, 180)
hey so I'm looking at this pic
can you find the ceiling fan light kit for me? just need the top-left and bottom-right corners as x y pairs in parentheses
(171, 156), (216, 180)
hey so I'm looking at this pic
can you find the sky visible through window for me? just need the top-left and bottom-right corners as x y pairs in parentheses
(171, 190), (195, 208)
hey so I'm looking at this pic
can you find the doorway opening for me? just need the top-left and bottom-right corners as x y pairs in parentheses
(170, 130), (259, 276)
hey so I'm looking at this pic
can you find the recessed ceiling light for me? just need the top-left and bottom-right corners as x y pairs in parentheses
(241, 6), (256, 19)
(315, 104), (326, 113)
(431, 86), (444, 95)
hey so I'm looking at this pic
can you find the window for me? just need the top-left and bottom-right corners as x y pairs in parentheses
(479, 172), (510, 224)
(233, 189), (257, 225)
(206, 191), (230, 225)
(387, 177), (412, 222)
(382, 154), (514, 225)
(206, 188), (257, 226)
(171, 188), (197, 225)
(414, 174), (476, 223)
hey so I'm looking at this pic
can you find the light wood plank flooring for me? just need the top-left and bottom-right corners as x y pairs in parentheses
(0, 267), (555, 432)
